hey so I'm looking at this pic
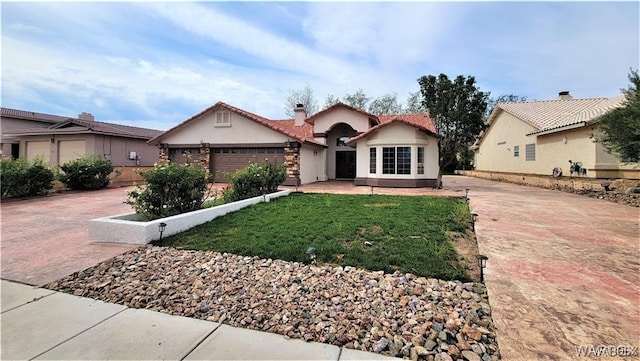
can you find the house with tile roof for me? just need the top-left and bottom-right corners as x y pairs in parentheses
(471, 91), (639, 179)
(1, 107), (163, 170)
(148, 101), (440, 187)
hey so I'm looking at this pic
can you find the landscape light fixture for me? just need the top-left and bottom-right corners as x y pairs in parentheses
(158, 222), (167, 241)
(471, 213), (479, 222)
(465, 188), (470, 202)
(306, 247), (316, 264)
(476, 254), (488, 282)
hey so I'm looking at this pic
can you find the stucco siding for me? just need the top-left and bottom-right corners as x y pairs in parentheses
(535, 127), (596, 174)
(354, 122), (438, 180)
(313, 108), (370, 134)
(474, 112), (538, 174)
(299, 146), (326, 184)
(161, 111), (289, 145)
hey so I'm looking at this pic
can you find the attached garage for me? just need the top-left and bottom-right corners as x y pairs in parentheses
(26, 141), (50, 163)
(211, 147), (285, 181)
(58, 140), (86, 165)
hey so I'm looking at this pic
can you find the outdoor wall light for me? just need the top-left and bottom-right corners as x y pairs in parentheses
(306, 247), (316, 264)
(158, 222), (167, 241)
(476, 254), (488, 282)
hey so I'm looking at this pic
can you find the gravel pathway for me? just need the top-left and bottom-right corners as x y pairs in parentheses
(47, 246), (500, 360)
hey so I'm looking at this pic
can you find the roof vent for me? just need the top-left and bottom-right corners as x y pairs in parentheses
(557, 91), (573, 100)
(78, 112), (94, 121)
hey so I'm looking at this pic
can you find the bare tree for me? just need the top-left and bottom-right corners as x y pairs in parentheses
(284, 84), (319, 117)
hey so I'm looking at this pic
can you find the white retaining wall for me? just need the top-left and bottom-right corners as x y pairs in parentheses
(89, 190), (292, 244)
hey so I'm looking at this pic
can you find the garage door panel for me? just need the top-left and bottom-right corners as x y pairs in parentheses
(26, 141), (51, 163)
(212, 148), (284, 182)
(58, 140), (86, 165)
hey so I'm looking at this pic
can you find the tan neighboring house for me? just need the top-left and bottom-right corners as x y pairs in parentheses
(472, 92), (638, 179)
(1, 107), (162, 171)
(148, 101), (440, 187)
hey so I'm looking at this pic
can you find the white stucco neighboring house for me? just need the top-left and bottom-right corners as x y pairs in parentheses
(148, 101), (441, 187)
(472, 91), (639, 179)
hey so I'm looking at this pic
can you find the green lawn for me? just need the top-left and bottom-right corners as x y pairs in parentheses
(155, 193), (472, 281)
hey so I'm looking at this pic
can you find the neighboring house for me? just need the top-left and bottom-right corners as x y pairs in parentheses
(148, 101), (440, 187)
(472, 91), (638, 179)
(1, 107), (163, 168)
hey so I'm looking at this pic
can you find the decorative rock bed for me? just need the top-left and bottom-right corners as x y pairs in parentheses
(47, 246), (501, 360)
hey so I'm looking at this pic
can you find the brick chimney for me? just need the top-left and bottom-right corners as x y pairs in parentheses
(294, 104), (306, 127)
(78, 112), (94, 121)
(557, 91), (573, 100)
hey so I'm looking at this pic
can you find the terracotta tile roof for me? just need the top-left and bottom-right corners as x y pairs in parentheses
(346, 113), (438, 145)
(148, 101), (324, 146)
(2, 107), (163, 140)
(494, 94), (626, 135)
(305, 102), (380, 125)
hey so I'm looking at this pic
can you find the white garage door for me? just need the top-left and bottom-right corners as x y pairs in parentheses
(26, 141), (51, 163)
(58, 140), (86, 165)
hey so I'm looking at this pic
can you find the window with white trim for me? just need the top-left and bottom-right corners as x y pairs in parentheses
(525, 144), (535, 161)
(215, 112), (231, 127)
(417, 147), (424, 174)
(514, 145), (519, 157)
(369, 148), (376, 174)
(382, 146), (411, 175)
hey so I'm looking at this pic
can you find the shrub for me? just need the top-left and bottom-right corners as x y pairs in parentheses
(58, 154), (114, 190)
(125, 162), (212, 220)
(1, 157), (54, 199)
(229, 160), (286, 201)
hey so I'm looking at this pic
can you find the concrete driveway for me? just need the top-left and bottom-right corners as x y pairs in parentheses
(0, 187), (139, 286)
(461, 176), (639, 361)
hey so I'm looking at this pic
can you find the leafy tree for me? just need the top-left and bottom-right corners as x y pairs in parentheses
(595, 69), (640, 162)
(486, 94), (527, 118)
(417, 73), (489, 176)
(405, 91), (425, 113)
(323, 94), (341, 109)
(284, 84), (319, 117)
(342, 89), (370, 110)
(368, 93), (404, 115)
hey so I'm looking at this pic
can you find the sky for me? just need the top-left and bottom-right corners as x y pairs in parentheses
(1, 1), (638, 131)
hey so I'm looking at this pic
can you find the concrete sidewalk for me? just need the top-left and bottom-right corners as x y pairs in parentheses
(0, 280), (395, 360)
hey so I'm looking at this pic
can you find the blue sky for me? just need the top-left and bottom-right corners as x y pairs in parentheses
(2, 1), (638, 131)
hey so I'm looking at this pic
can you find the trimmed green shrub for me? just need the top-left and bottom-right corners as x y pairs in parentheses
(58, 154), (114, 190)
(1, 157), (54, 199)
(229, 160), (286, 201)
(125, 162), (212, 220)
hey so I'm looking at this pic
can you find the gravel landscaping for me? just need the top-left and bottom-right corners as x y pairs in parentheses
(47, 246), (500, 360)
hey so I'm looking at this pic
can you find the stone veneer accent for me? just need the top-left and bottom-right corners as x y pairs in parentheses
(283, 144), (301, 186)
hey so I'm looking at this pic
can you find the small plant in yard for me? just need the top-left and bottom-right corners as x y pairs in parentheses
(125, 162), (214, 220)
(0, 157), (54, 199)
(225, 160), (286, 201)
(156, 193), (473, 281)
(58, 154), (114, 190)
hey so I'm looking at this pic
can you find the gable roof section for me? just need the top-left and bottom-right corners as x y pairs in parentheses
(2, 108), (163, 140)
(346, 113), (438, 145)
(148, 101), (323, 146)
(305, 102), (380, 125)
(1, 107), (69, 124)
(492, 94), (626, 136)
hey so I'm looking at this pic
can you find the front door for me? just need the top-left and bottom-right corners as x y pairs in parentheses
(335, 151), (356, 179)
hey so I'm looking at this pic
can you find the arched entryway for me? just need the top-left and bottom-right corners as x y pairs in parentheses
(327, 123), (358, 179)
